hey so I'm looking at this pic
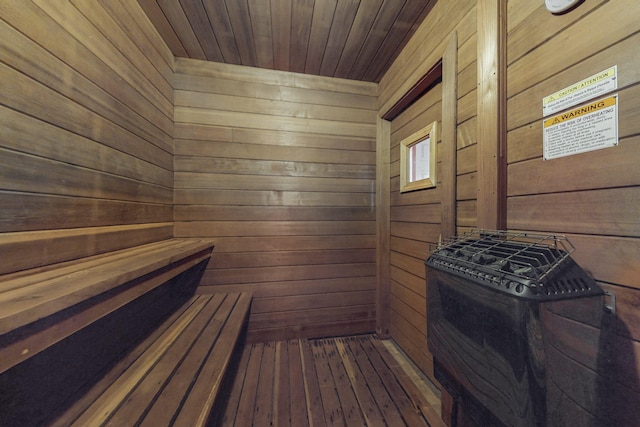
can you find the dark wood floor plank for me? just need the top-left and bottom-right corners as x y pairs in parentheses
(234, 343), (264, 426)
(342, 336), (406, 426)
(357, 336), (428, 427)
(219, 340), (252, 425)
(300, 340), (327, 426)
(371, 338), (444, 427)
(219, 335), (437, 426)
(334, 337), (387, 427)
(275, 341), (291, 427)
(254, 341), (276, 425)
(310, 339), (347, 426)
(288, 339), (310, 427)
(323, 338), (367, 425)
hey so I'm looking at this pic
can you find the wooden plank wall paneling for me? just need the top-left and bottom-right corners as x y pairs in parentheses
(377, 0), (478, 385)
(388, 87), (442, 383)
(0, 0), (175, 274)
(381, 0), (479, 236)
(173, 59), (378, 342)
(506, 0), (640, 423)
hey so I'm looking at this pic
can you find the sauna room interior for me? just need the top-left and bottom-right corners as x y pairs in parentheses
(1, 0), (638, 426)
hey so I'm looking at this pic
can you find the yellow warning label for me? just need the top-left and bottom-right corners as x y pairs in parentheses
(543, 67), (616, 105)
(544, 96), (617, 128)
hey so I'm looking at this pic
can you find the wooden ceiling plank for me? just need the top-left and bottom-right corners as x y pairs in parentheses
(224, 0), (258, 66)
(319, 0), (361, 77)
(136, 0), (436, 83)
(136, 0), (188, 57)
(371, 0), (437, 82)
(304, 0), (337, 75)
(348, 0), (406, 81)
(157, 0), (207, 60)
(248, 0), (275, 69)
(333, 0), (383, 79)
(289, 0), (315, 73)
(178, 0), (223, 62)
(202, 0), (242, 65)
(364, 0), (436, 82)
(271, 0), (292, 72)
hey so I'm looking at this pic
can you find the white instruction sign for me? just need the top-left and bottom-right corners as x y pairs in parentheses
(543, 95), (618, 160)
(543, 66), (617, 116)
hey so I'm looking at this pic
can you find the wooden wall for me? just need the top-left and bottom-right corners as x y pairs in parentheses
(4, 4), (637, 420)
(387, 84), (443, 381)
(172, 59), (378, 342)
(0, 0), (175, 274)
(377, 0), (478, 383)
(378, 5), (640, 420)
(506, 0), (640, 423)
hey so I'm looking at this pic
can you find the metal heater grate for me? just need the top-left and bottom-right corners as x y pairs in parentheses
(426, 230), (601, 301)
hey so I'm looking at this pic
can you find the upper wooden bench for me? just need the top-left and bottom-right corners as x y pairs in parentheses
(0, 238), (215, 373)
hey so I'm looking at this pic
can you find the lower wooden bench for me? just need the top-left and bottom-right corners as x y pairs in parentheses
(51, 292), (252, 427)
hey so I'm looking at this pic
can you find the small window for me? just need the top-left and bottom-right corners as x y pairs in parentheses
(400, 121), (438, 192)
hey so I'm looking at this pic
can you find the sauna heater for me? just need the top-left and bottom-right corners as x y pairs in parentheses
(426, 230), (605, 427)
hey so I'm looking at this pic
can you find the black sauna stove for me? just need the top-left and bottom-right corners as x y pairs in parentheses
(426, 230), (606, 427)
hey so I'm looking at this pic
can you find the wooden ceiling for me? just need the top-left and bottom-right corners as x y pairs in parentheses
(138, 0), (436, 83)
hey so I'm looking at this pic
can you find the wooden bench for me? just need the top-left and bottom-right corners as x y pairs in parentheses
(0, 238), (252, 426)
(0, 238), (215, 373)
(52, 292), (252, 426)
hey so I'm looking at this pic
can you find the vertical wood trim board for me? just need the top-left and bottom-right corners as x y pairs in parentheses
(376, 116), (391, 338)
(440, 33), (459, 241)
(476, 0), (507, 230)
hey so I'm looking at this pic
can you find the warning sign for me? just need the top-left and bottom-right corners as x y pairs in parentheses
(543, 95), (618, 160)
(543, 66), (617, 116)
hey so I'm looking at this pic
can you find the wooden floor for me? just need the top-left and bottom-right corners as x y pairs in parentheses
(214, 334), (443, 427)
